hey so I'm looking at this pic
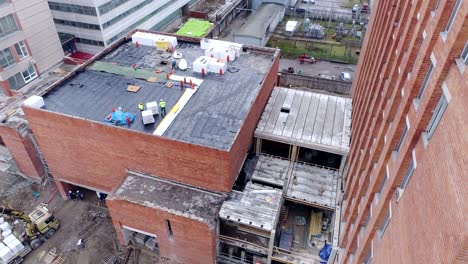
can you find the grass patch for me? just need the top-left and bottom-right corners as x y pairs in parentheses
(341, 0), (363, 8)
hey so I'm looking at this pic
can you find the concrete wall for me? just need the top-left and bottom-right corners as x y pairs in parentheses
(340, 0), (468, 263)
(12, 0), (63, 73)
(107, 198), (218, 264)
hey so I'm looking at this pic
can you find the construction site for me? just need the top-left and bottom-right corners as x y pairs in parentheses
(0, 27), (351, 264)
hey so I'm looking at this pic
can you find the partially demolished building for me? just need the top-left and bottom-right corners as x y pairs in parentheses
(2, 29), (351, 264)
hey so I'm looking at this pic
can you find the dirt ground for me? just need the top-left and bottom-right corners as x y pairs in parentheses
(0, 181), (164, 264)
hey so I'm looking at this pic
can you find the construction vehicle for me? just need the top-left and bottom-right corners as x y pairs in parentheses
(0, 204), (59, 263)
(298, 54), (316, 64)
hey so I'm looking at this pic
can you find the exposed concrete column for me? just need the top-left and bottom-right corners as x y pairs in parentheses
(267, 229), (276, 263)
(289, 145), (298, 162)
(255, 137), (261, 156)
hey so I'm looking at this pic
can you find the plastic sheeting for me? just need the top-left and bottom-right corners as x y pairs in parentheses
(104, 110), (136, 126)
(319, 243), (332, 262)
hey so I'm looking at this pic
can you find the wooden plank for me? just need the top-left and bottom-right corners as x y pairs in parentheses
(147, 76), (157, 83)
(282, 90), (304, 138)
(320, 96), (337, 146)
(331, 98), (346, 148)
(301, 93), (321, 142)
(311, 94), (328, 144)
(263, 88), (288, 134)
(126, 85), (141, 92)
(291, 92), (312, 140)
(257, 88), (280, 132)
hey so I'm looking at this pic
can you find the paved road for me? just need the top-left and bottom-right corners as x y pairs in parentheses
(279, 58), (356, 79)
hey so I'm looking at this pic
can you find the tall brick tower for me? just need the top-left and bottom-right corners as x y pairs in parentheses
(338, 0), (467, 263)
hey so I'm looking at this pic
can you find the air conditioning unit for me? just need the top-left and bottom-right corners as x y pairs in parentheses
(395, 187), (404, 203)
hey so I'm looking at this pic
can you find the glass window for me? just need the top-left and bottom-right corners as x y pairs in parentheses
(0, 47), (15, 68)
(379, 205), (391, 238)
(0, 15), (18, 37)
(461, 42), (468, 66)
(48, 2), (97, 16)
(14, 41), (29, 60)
(426, 93), (448, 140)
(418, 63), (434, 100)
(445, 0), (462, 32)
(22, 64), (37, 83)
(53, 19), (100, 30)
(8, 72), (25, 90)
(400, 159), (415, 189)
(395, 122), (408, 153)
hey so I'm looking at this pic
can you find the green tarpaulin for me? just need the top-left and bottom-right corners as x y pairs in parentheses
(176, 19), (213, 38)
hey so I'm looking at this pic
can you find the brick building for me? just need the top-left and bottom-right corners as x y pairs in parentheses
(20, 31), (280, 263)
(0, 0), (63, 96)
(338, 0), (467, 263)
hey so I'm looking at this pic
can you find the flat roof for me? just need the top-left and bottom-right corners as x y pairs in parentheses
(287, 162), (338, 210)
(255, 87), (352, 155)
(251, 155), (338, 210)
(251, 154), (290, 188)
(234, 3), (283, 39)
(111, 171), (225, 225)
(42, 34), (276, 150)
(219, 182), (282, 232)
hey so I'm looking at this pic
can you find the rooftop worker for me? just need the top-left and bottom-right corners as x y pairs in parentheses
(159, 99), (167, 117)
(138, 102), (144, 111)
(171, 60), (177, 70)
(76, 190), (84, 201)
(67, 190), (75, 201)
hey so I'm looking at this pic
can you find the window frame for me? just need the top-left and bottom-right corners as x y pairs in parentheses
(14, 41), (29, 60)
(445, 0), (462, 33)
(21, 64), (37, 83)
(426, 93), (448, 140)
(417, 63), (434, 100)
(461, 42), (468, 66)
(0, 47), (15, 68)
(379, 203), (392, 238)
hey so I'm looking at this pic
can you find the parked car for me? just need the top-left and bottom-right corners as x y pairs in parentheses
(340, 72), (351, 82)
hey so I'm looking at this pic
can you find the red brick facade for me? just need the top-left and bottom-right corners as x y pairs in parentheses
(107, 199), (218, 264)
(340, 0), (467, 263)
(0, 125), (45, 180)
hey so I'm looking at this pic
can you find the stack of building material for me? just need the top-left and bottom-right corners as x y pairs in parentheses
(131, 32), (178, 50)
(204, 46), (237, 61)
(146, 102), (159, 115)
(309, 211), (323, 239)
(142, 110), (155, 125)
(0, 220), (25, 263)
(23, 95), (45, 109)
(192, 56), (227, 74)
(200, 38), (242, 59)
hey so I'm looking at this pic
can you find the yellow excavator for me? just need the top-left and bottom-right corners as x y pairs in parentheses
(0, 204), (60, 250)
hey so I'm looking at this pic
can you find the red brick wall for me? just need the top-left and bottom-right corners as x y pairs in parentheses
(227, 52), (279, 187)
(0, 126), (44, 180)
(23, 107), (231, 193)
(372, 65), (468, 263)
(340, 0), (468, 262)
(107, 198), (217, 264)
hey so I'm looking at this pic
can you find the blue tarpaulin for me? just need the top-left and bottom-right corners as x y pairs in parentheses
(104, 109), (136, 126)
(319, 243), (332, 263)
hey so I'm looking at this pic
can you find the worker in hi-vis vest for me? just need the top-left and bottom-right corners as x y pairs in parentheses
(159, 99), (167, 117)
(138, 102), (144, 111)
